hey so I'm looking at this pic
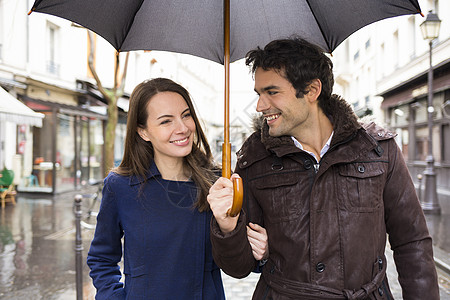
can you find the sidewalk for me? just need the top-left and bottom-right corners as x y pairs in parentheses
(0, 187), (449, 299)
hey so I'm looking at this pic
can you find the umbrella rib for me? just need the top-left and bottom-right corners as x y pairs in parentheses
(28, 0), (44, 15)
(118, 0), (146, 51)
(407, 0), (423, 15)
(304, 0), (332, 53)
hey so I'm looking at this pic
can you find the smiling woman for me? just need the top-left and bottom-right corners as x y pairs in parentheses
(136, 91), (196, 177)
(86, 78), (224, 300)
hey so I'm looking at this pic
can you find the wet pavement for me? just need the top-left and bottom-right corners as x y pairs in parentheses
(0, 186), (449, 299)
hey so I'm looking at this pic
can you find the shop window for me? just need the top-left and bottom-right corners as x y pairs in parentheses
(415, 125), (441, 163)
(29, 112), (54, 192)
(89, 119), (103, 180)
(395, 128), (409, 160)
(56, 114), (75, 193)
(80, 118), (89, 184)
(443, 124), (450, 163)
(391, 106), (409, 127)
(114, 122), (126, 167)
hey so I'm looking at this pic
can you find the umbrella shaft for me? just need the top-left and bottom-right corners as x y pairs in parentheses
(222, 143), (231, 178)
(223, 0), (231, 177)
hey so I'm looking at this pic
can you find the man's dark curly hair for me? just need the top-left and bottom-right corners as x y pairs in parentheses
(245, 37), (334, 115)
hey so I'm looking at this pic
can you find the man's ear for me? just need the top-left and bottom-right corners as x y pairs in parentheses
(306, 79), (322, 102)
(137, 127), (150, 141)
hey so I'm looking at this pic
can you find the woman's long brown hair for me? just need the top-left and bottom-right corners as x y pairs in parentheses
(114, 78), (216, 211)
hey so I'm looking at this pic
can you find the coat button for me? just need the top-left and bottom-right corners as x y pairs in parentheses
(357, 165), (365, 173)
(242, 161), (247, 166)
(316, 262), (325, 273)
(304, 160), (312, 170)
(378, 287), (384, 296)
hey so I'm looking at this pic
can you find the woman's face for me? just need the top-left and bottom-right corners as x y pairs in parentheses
(138, 91), (196, 163)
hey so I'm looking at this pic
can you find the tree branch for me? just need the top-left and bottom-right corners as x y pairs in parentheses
(87, 30), (110, 101)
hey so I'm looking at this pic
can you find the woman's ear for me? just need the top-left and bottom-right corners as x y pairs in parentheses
(137, 127), (150, 142)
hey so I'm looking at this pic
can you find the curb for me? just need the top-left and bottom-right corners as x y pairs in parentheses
(433, 246), (450, 275)
(435, 257), (450, 274)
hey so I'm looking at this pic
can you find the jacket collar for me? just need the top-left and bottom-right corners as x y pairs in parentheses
(128, 161), (161, 186)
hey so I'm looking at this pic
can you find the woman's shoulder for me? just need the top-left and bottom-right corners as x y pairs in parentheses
(104, 171), (132, 191)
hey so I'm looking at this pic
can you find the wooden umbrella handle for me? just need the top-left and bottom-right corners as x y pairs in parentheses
(228, 177), (243, 217)
(222, 142), (244, 217)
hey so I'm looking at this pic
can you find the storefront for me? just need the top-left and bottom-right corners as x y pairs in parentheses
(380, 59), (450, 192)
(17, 96), (107, 194)
(0, 87), (44, 187)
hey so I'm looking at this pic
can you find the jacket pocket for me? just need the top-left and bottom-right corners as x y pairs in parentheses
(252, 172), (302, 223)
(338, 162), (386, 212)
(125, 265), (147, 299)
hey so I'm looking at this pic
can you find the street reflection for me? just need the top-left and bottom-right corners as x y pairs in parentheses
(424, 193), (450, 253)
(0, 194), (95, 299)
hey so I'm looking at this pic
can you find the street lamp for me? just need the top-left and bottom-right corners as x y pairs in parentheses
(419, 11), (441, 214)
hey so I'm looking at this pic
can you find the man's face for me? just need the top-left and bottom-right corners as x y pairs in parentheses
(254, 68), (311, 138)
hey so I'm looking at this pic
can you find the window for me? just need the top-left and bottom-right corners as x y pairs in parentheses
(408, 16), (416, 59)
(443, 124), (450, 163)
(379, 43), (385, 77)
(395, 128), (409, 160)
(365, 39), (371, 50)
(390, 105), (409, 127)
(393, 31), (399, 68)
(0, 0), (3, 61)
(415, 125), (441, 162)
(47, 22), (60, 75)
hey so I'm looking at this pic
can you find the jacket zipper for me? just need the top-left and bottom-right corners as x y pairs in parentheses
(313, 163), (320, 173)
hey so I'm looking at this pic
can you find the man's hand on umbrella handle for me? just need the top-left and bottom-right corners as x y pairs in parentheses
(208, 174), (240, 233)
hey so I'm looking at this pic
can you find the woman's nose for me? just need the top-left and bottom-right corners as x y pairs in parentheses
(175, 118), (189, 133)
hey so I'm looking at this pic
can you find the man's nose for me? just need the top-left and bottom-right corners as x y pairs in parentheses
(256, 96), (269, 112)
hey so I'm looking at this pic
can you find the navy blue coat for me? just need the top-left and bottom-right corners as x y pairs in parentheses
(87, 163), (225, 300)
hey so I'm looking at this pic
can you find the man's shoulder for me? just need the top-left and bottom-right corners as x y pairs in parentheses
(360, 121), (397, 142)
(236, 131), (269, 168)
(238, 131), (264, 156)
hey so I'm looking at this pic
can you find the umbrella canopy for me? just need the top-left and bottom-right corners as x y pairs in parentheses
(29, 0), (422, 216)
(29, 0), (422, 64)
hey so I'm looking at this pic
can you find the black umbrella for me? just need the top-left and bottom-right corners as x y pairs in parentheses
(29, 0), (422, 216)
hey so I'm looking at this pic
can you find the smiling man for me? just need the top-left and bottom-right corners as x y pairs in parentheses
(207, 37), (439, 299)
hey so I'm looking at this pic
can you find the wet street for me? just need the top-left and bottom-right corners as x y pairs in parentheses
(0, 186), (450, 299)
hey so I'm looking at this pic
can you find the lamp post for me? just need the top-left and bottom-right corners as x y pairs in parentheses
(419, 11), (441, 214)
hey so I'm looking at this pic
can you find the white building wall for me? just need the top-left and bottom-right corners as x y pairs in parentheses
(1, 0), (256, 169)
(332, 0), (450, 124)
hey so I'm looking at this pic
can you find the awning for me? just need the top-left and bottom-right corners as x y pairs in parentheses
(0, 87), (44, 127)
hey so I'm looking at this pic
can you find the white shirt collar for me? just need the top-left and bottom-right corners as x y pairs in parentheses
(291, 131), (334, 163)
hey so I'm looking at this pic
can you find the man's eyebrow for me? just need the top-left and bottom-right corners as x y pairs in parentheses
(254, 85), (280, 93)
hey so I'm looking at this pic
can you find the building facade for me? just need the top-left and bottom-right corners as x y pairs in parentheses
(332, 0), (450, 201)
(0, 0), (254, 194)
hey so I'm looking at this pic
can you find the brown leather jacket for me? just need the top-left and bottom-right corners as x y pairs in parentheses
(210, 95), (439, 300)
